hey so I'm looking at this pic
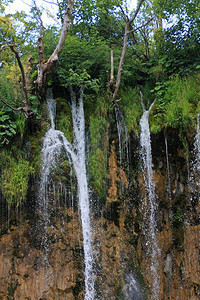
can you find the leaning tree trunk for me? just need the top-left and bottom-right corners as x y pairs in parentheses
(35, 0), (74, 99)
(112, 0), (145, 101)
(0, 44), (35, 119)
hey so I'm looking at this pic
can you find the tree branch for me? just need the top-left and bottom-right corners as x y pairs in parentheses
(112, 22), (129, 100)
(41, 0), (58, 6)
(128, 17), (154, 34)
(35, 0), (74, 98)
(0, 44), (35, 119)
(0, 105), (5, 113)
(110, 49), (114, 89)
(119, 4), (129, 22)
(129, 0), (145, 24)
(43, 0), (74, 71)
(0, 99), (24, 112)
(9, 44), (30, 106)
(32, 0), (45, 36)
(112, 0), (146, 101)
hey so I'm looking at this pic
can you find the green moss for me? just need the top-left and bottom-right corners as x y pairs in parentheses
(89, 148), (107, 197)
(1, 154), (34, 206)
(89, 95), (109, 148)
(150, 74), (200, 133)
(88, 95), (109, 197)
(173, 206), (184, 224)
(8, 280), (18, 298)
(56, 97), (73, 142)
(172, 204), (184, 251)
(121, 87), (143, 135)
(28, 115), (49, 173)
(134, 267), (148, 300)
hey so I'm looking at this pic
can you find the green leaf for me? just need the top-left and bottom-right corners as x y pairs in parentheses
(0, 115), (10, 122)
(9, 127), (16, 134)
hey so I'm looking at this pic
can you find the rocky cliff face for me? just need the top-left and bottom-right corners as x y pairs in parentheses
(0, 130), (200, 299)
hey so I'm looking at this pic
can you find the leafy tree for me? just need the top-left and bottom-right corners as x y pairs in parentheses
(153, 0), (200, 75)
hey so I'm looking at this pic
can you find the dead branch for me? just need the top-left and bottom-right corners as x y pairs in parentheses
(129, 0), (145, 24)
(32, 0), (45, 36)
(35, 0), (74, 97)
(128, 17), (154, 34)
(9, 44), (30, 106)
(0, 98), (35, 119)
(0, 44), (35, 119)
(112, 0), (146, 101)
(0, 105), (5, 113)
(110, 49), (114, 87)
(112, 22), (129, 100)
(41, 0), (58, 6)
(119, 5), (129, 22)
(0, 99), (23, 112)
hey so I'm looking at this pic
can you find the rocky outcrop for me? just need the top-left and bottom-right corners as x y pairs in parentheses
(1, 131), (200, 299)
(0, 210), (84, 300)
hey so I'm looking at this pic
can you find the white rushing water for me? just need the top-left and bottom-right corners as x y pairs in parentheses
(139, 98), (160, 299)
(115, 104), (129, 168)
(39, 93), (61, 264)
(165, 136), (173, 223)
(193, 114), (200, 178)
(124, 273), (144, 300)
(40, 88), (95, 299)
(165, 136), (171, 200)
(68, 87), (95, 299)
(188, 113), (200, 207)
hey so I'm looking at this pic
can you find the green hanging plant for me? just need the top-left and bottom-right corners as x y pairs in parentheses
(2, 157), (34, 206)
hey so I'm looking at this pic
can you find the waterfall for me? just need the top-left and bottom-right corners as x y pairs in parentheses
(193, 114), (200, 182)
(189, 114), (200, 193)
(165, 136), (171, 199)
(139, 97), (160, 299)
(40, 88), (95, 299)
(188, 113), (200, 220)
(39, 91), (63, 264)
(124, 273), (144, 300)
(67, 87), (95, 300)
(115, 104), (129, 168)
(165, 136), (173, 222)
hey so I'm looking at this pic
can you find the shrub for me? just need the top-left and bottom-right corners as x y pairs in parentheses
(2, 156), (34, 206)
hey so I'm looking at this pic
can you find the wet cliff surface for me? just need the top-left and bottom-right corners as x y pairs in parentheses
(0, 129), (200, 300)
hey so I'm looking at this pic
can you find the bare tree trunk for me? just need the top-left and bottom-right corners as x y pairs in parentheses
(112, 0), (145, 101)
(9, 44), (30, 106)
(8, 45), (35, 119)
(112, 22), (129, 100)
(110, 49), (114, 84)
(35, 0), (74, 97)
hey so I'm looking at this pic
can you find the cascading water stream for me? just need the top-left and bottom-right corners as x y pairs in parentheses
(115, 104), (129, 168)
(124, 273), (144, 300)
(188, 113), (200, 218)
(139, 97), (160, 299)
(193, 114), (200, 187)
(165, 136), (173, 222)
(68, 87), (95, 300)
(39, 91), (62, 265)
(40, 88), (95, 299)
(165, 136), (171, 200)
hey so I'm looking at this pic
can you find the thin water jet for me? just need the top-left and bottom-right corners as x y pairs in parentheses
(124, 273), (145, 300)
(115, 104), (130, 168)
(165, 135), (171, 200)
(188, 114), (200, 223)
(139, 94), (160, 299)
